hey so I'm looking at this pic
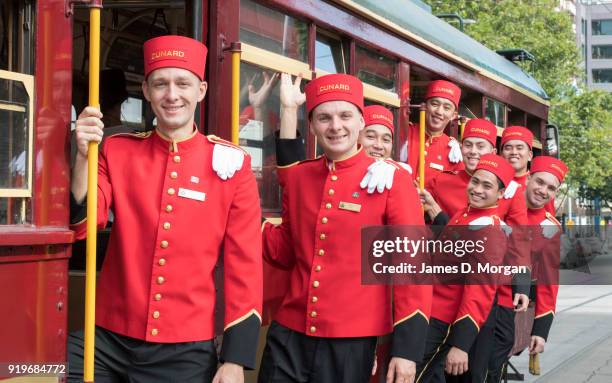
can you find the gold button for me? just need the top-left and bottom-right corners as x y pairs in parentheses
(315, 265), (322, 272)
(170, 171), (178, 179)
(311, 296), (318, 303)
(426, 142), (430, 147)
(154, 293), (162, 301)
(455, 220), (459, 224)
(318, 249), (325, 256)
(463, 213), (468, 217)
(325, 203), (332, 209)
(310, 311), (317, 318)
(328, 189), (335, 196)
(321, 217), (328, 224)
(173, 155), (181, 163)
(165, 204), (173, 212)
(157, 276), (165, 285)
(168, 188), (175, 195)
(152, 310), (160, 319)
(331, 175), (338, 181)
(312, 280), (320, 288)
(151, 328), (159, 336)
(158, 258), (166, 266)
(163, 222), (171, 230)
(319, 233), (326, 240)
(309, 326), (316, 333)
(160, 240), (168, 249)
(424, 150), (428, 155)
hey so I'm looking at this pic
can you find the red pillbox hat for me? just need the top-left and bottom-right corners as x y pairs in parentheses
(530, 156), (568, 183)
(425, 80), (461, 108)
(144, 35), (207, 80)
(364, 105), (394, 135)
(476, 153), (515, 187)
(462, 118), (498, 147)
(305, 74), (364, 115)
(501, 126), (533, 149)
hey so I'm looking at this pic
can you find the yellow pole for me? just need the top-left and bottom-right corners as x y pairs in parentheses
(230, 43), (242, 144)
(419, 105), (426, 191)
(84, 3), (102, 382)
(459, 116), (466, 141)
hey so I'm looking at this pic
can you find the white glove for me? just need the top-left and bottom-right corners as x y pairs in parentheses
(540, 219), (560, 239)
(360, 160), (396, 194)
(212, 144), (244, 180)
(398, 162), (413, 174)
(448, 139), (463, 163)
(503, 180), (520, 199)
(468, 216), (494, 230)
(500, 220), (513, 236)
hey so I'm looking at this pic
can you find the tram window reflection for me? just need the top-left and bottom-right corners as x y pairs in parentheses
(315, 32), (349, 74)
(240, 0), (308, 63)
(485, 97), (506, 128)
(239, 62), (307, 212)
(356, 45), (397, 92)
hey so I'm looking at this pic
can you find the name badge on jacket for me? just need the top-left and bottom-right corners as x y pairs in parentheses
(178, 188), (206, 201)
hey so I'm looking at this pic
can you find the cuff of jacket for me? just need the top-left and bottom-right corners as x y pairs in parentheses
(275, 135), (305, 167)
(512, 269), (532, 297)
(531, 313), (554, 341)
(432, 212), (450, 226)
(70, 192), (88, 225)
(220, 312), (261, 370)
(391, 311), (429, 363)
(446, 316), (479, 353)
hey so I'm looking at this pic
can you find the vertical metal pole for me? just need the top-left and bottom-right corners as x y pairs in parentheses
(230, 43), (241, 144)
(84, 2), (102, 381)
(419, 104), (426, 191)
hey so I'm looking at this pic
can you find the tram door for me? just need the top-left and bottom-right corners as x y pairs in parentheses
(68, 0), (195, 333)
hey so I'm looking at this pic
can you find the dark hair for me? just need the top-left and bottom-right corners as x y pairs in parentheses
(496, 177), (505, 191)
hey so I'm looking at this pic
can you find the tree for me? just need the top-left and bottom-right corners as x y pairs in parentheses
(427, 0), (612, 206)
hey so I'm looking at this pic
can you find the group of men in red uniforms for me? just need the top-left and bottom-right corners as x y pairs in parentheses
(68, 34), (567, 383)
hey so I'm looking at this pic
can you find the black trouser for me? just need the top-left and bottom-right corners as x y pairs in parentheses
(486, 305), (515, 383)
(445, 305), (497, 383)
(415, 317), (451, 383)
(258, 321), (377, 383)
(67, 326), (217, 383)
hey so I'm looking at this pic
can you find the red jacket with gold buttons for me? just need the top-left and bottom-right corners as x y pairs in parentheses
(428, 169), (530, 308)
(263, 148), (432, 362)
(70, 129), (262, 368)
(431, 206), (507, 352)
(528, 207), (561, 340)
(404, 123), (463, 185)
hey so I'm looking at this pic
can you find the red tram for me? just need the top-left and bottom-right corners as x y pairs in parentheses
(0, 0), (557, 382)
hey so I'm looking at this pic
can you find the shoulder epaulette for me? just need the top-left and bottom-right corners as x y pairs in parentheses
(545, 212), (562, 227)
(106, 130), (153, 139)
(206, 134), (249, 156)
(277, 155), (323, 169)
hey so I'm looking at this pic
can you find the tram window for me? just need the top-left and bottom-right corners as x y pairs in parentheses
(0, 0), (34, 74)
(592, 45), (612, 59)
(356, 45), (397, 92)
(0, 75), (33, 225)
(239, 62), (307, 212)
(485, 98), (506, 128)
(240, 0), (308, 63)
(121, 97), (143, 126)
(592, 19), (612, 36)
(315, 32), (349, 74)
(592, 69), (612, 83)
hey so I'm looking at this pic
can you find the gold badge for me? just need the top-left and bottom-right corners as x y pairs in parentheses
(339, 201), (361, 212)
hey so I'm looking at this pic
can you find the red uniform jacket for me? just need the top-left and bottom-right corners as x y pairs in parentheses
(70, 129), (263, 368)
(403, 123), (463, 185)
(262, 148), (432, 362)
(428, 169), (530, 308)
(430, 206), (507, 352)
(528, 207), (561, 340)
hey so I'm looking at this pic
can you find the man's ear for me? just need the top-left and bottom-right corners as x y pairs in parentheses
(497, 188), (504, 200)
(142, 80), (151, 102)
(198, 81), (208, 102)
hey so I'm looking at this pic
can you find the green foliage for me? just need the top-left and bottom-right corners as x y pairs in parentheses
(426, 0), (611, 205)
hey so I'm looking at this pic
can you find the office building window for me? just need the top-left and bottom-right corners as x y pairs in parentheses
(592, 19), (612, 35)
(593, 45), (612, 59)
(592, 69), (612, 83)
